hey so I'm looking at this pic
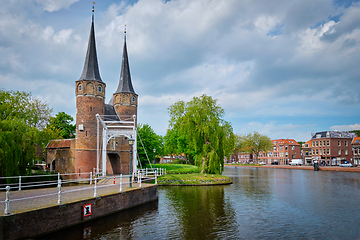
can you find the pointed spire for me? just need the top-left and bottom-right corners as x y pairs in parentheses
(79, 6), (103, 82)
(115, 26), (135, 94)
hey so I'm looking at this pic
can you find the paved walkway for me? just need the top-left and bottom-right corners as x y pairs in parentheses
(0, 177), (154, 216)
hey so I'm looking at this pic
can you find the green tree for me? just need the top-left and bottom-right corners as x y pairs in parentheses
(0, 89), (57, 177)
(163, 124), (194, 164)
(167, 94), (235, 174)
(137, 123), (163, 168)
(238, 131), (273, 164)
(350, 130), (360, 137)
(48, 112), (76, 139)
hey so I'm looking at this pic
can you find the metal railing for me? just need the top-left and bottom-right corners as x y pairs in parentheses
(0, 168), (165, 216)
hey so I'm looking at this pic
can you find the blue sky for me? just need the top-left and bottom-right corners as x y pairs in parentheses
(1, 0), (360, 142)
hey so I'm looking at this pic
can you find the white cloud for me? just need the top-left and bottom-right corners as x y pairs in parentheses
(35, 0), (79, 12)
(330, 124), (360, 131)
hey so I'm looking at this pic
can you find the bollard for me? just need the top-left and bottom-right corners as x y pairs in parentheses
(139, 172), (142, 188)
(90, 172), (92, 185)
(4, 186), (10, 215)
(94, 177), (97, 197)
(114, 175), (116, 185)
(119, 174), (122, 192)
(57, 179), (62, 205)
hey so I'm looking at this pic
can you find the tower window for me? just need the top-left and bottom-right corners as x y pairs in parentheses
(78, 84), (82, 91)
(98, 86), (102, 92)
(132, 96), (135, 102)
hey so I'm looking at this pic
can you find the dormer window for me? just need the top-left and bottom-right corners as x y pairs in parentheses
(78, 84), (82, 91)
(98, 86), (102, 92)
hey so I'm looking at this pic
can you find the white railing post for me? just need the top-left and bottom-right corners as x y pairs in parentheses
(57, 172), (60, 188)
(18, 176), (21, 191)
(90, 172), (92, 185)
(119, 174), (122, 192)
(4, 186), (10, 215)
(146, 168), (148, 177)
(139, 171), (142, 188)
(57, 178), (62, 205)
(155, 170), (157, 184)
(94, 177), (97, 197)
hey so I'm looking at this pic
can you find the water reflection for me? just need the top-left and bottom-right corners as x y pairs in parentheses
(160, 185), (239, 239)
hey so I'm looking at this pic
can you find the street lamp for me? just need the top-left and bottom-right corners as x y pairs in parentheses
(153, 148), (156, 172)
(128, 136), (135, 188)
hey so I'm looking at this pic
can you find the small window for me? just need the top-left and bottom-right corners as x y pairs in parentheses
(345, 141), (348, 146)
(98, 86), (102, 92)
(327, 140), (330, 146)
(132, 96), (135, 102)
(338, 149), (341, 155)
(327, 149), (330, 155)
(292, 146), (295, 150)
(338, 141), (341, 146)
(78, 84), (82, 91)
(345, 149), (348, 155)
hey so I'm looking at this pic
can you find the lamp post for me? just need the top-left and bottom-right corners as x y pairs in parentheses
(153, 148), (156, 172)
(128, 136), (135, 188)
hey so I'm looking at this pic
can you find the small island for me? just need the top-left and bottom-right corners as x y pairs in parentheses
(149, 164), (232, 186)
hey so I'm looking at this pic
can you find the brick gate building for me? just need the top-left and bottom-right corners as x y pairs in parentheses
(46, 12), (137, 177)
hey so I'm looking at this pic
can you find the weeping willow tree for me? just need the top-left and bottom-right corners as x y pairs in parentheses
(167, 94), (235, 174)
(0, 89), (58, 178)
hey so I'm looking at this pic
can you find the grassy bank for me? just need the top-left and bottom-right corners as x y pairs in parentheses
(143, 164), (231, 185)
(145, 164), (201, 174)
(155, 173), (232, 186)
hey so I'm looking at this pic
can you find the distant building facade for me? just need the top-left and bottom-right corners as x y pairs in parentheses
(258, 139), (301, 164)
(352, 137), (360, 166)
(301, 140), (312, 165)
(310, 131), (356, 165)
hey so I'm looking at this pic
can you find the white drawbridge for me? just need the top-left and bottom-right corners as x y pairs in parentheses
(96, 113), (137, 177)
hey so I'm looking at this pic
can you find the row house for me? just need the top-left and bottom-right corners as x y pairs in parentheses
(258, 139), (301, 165)
(352, 137), (360, 166)
(310, 131), (356, 166)
(232, 152), (253, 164)
(302, 140), (313, 165)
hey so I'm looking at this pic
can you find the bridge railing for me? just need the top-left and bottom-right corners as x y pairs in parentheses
(0, 169), (165, 216)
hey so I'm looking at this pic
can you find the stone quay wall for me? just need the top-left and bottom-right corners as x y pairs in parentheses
(0, 185), (158, 240)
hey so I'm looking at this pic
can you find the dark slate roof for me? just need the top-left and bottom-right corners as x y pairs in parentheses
(104, 104), (120, 121)
(114, 34), (136, 94)
(79, 16), (103, 82)
(312, 131), (356, 139)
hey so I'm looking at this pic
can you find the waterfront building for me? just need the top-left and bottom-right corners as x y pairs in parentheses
(301, 140), (312, 165)
(352, 136), (360, 166)
(258, 139), (301, 165)
(309, 131), (356, 166)
(46, 13), (137, 177)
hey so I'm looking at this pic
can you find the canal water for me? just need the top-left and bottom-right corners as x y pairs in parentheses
(37, 167), (360, 239)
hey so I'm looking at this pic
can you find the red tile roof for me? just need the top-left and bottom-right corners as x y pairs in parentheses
(46, 139), (72, 149)
(272, 139), (300, 145)
(352, 137), (360, 145)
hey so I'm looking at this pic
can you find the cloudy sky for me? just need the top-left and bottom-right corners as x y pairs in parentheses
(1, 0), (360, 142)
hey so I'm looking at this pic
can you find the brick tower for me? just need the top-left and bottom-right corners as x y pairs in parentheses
(75, 14), (105, 175)
(113, 29), (138, 122)
(107, 29), (137, 175)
